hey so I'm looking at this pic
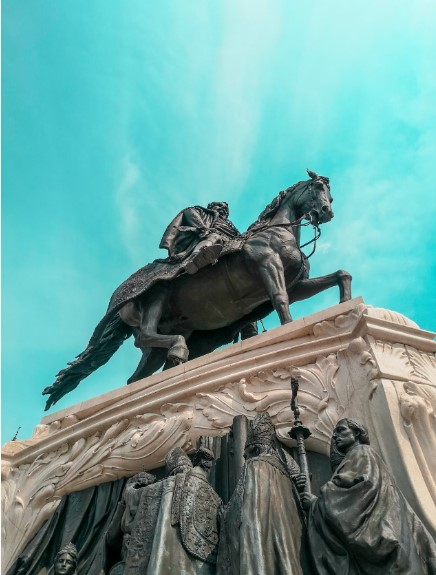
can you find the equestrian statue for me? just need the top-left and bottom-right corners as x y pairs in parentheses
(43, 169), (352, 410)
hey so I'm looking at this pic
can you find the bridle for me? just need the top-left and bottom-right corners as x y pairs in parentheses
(248, 179), (326, 259)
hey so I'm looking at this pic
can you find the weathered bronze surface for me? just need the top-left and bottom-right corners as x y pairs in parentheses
(106, 472), (157, 575)
(159, 201), (240, 274)
(300, 419), (436, 574)
(217, 413), (310, 575)
(43, 170), (352, 409)
(6, 478), (126, 575)
(122, 446), (222, 575)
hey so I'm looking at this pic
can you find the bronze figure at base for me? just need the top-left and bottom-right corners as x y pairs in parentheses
(298, 419), (436, 575)
(217, 412), (311, 575)
(52, 543), (78, 575)
(109, 446), (222, 575)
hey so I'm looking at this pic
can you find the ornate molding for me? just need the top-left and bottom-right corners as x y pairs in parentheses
(405, 346), (436, 386)
(345, 337), (378, 398)
(369, 340), (414, 381)
(399, 380), (436, 506)
(369, 339), (436, 388)
(312, 304), (365, 337)
(364, 306), (419, 328)
(290, 355), (343, 444)
(195, 354), (347, 450)
(4, 300), (435, 570)
(1, 408), (194, 573)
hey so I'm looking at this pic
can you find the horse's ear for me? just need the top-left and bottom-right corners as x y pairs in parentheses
(306, 169), (318, 179)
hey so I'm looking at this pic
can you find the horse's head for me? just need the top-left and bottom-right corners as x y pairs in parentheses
(248, 169), (334, 233)
(297, 169), (334, 226)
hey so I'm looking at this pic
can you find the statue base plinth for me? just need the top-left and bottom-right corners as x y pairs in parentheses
(3, 296), (436, 570)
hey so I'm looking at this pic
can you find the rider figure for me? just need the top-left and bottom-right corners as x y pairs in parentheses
(159, 201), (240, 274)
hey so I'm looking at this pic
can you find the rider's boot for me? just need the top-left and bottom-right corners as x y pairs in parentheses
(186, 243), (223, 274)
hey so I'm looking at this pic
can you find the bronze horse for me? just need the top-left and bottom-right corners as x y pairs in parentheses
(43, 170), (351, 409)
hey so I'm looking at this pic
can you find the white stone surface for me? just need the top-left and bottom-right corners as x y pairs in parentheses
(2, 297), (435, 571)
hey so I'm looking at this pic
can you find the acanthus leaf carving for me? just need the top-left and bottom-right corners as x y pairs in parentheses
(405, 347), (436, 387)
(399, 380), (436, 506)
(195, 355), (348, 451)
(312, 304), (365, 337)
(289, 354), (342, 443)
(345, 337), (378, 398)
(1, 407), (194, 573)
(195, 367), (295, 430)
(369, 339), (415, 385)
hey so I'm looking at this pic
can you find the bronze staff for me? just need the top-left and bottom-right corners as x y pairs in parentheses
(289, 377), (311, 493)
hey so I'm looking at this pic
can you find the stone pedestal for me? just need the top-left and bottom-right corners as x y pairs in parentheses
(2, 297), (436, 571)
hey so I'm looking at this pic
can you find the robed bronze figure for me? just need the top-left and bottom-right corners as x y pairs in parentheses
(299, 419), (436, 575)
(217, 412), (310, 575)
(107, 472), (157, 575)
(122, 446), (222, 575)
(44, 170), (352, 409)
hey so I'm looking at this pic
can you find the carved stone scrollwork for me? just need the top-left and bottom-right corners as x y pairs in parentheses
(3, 302), (435, 571)
(1, 408), (194, 573)
(288, 355), (343, 446)
(195, 368), (295, 430)
(345, 337), (378, 398)
(195, 354), (349, 451)
(370, 340), (413, 382)
(399, 380), (436, 506)
(32, 415), (80, 440)
(312, 304), (365, 337)
(406, 346), (436, 385)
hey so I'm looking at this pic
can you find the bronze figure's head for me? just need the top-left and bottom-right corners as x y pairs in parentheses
(207, 201), (229, 219)
(244, 412), (277, 459)
(333, 418), (370, 455)
(54, 542), (78, 575)
(165, 446), (193, 476)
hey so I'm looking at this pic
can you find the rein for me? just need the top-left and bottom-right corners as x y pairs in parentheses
(261, 217), (322, 259)
(246, 179), (324, 259)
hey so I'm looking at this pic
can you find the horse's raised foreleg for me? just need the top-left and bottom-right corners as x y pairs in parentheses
(289, 269), (352, 304)
(257, 256), (293, 324)
(134, 287), (189, 364)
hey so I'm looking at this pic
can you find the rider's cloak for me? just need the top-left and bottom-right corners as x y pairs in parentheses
(159, 206), (240, 260)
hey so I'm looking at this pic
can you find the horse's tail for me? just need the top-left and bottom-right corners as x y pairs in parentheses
(42, 313), (133, 411)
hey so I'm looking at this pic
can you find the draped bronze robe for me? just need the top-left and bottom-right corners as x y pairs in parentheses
(307, 444), (436, 575)
(124, 469), (219, 575)
(216, 454), (310, 575)
(159, 207), (240, 260)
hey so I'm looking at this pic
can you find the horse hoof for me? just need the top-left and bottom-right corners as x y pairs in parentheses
(168, 344), (189, 363)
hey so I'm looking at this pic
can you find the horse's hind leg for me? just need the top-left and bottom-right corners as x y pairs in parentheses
(135, 286), (189, 364)
(289, 269), (352, 304)
(127, 346), (168, 384)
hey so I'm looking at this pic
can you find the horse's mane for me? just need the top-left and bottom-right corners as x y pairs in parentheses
(247, 180), (306, 232)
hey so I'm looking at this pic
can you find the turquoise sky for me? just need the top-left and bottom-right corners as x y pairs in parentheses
(3, 1), (436, 441)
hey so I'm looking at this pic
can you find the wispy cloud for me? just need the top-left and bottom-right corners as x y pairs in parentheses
(115, 155), (141, 264)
